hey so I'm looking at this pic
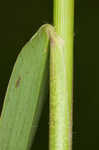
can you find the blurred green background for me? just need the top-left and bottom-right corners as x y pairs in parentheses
(0, 0), (99, 150)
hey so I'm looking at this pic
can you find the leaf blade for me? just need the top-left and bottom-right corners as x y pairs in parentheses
(0, 24), (50, 150)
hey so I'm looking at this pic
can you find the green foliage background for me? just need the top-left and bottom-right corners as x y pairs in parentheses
(0, 0), (99, 150)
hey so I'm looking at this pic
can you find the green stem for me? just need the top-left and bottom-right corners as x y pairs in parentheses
(49, 0), (74, 150)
